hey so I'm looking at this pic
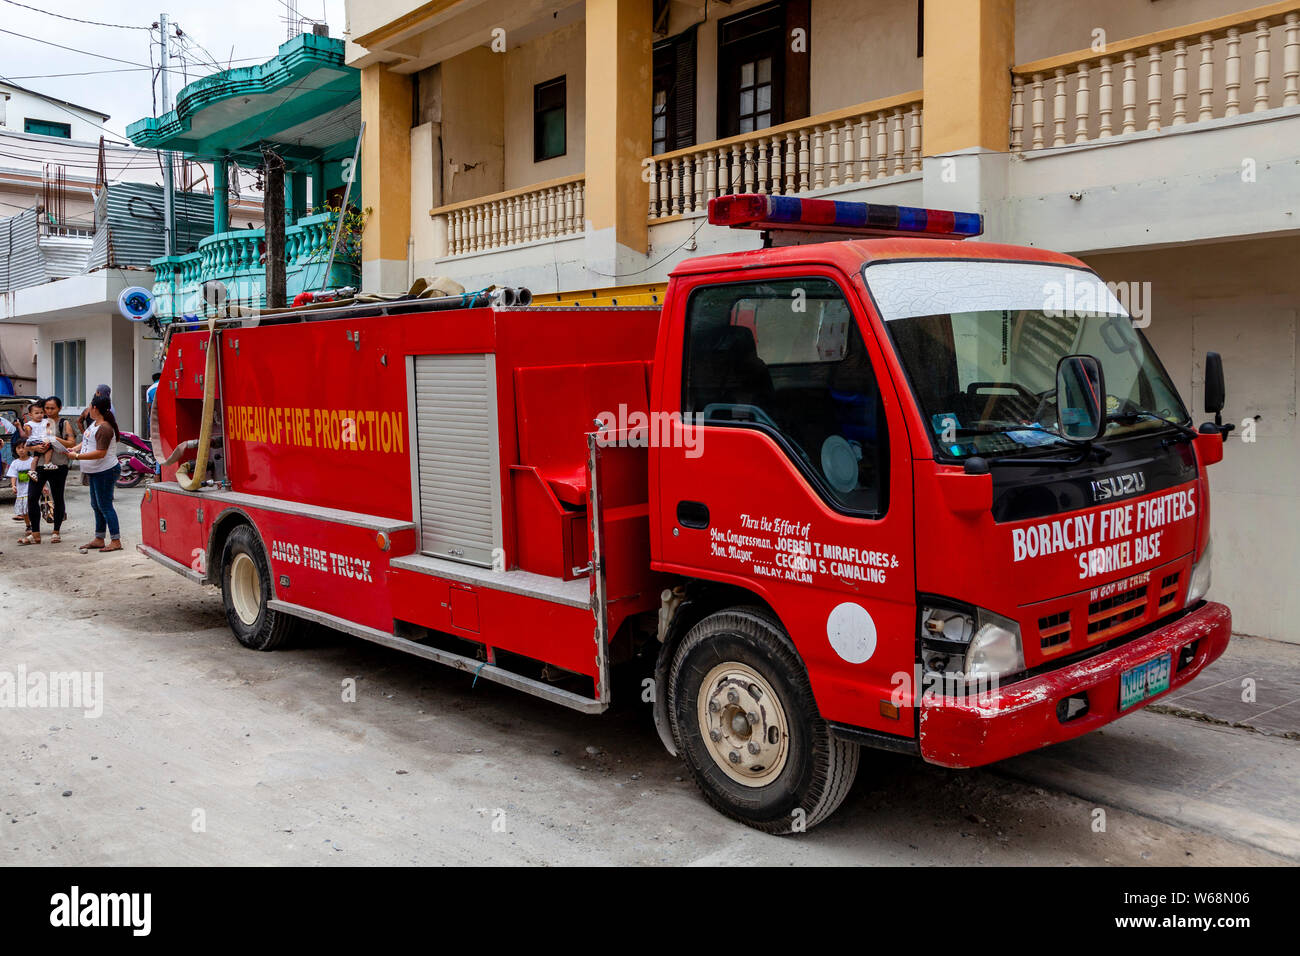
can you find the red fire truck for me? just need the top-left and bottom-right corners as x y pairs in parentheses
(141, 194), (1232, 833)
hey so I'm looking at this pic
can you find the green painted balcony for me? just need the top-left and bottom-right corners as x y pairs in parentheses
(150, 211), (359, 320)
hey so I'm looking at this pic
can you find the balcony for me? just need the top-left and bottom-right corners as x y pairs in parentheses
(150, 211), (360, 320)
(1000, 3), (1300, 253)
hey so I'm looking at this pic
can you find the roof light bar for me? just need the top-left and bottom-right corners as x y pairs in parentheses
(707, 193), (983, 239)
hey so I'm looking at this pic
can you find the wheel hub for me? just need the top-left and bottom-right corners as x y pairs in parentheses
(697, 662), (789, 786)
(229, 552), (261, 627)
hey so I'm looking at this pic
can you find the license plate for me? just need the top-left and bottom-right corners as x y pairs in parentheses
(1119, 653), (1172, 711)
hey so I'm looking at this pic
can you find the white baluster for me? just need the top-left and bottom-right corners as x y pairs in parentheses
(1171, 40), (1188, 125)
(891, 108), (905, 175)
(766, 136), (780, 194)
(1074, 63), (1090, 142)
(670, 158), (682, 216)
(1098, 57), (1114, 137)
(826, 125), (839, 188)
(798, 130), (811, 191)
(784, 133), (797, 192)
(908, 105), (921, 171)
(1198, 34), (1215, 121)
(692, 155), (704, 213)
(728, 146), (741, 195)
(716, 149), (728, 197)
(648, 162), (658, 220)
(1121, 53), (1138, 133)
(1147, 45), (1163, 130)
(1225, 27), (1242, 117)
(812, 127), (825, 189)
(1051, 68), (1067, 146)
(756, 140), (769, 192)
(704, 151), (718, 203)
(575, 182), (584, 232)
(1254, 20), (1271, 111)
(1031, 73), (1046, 148)
(657, 161), (668, 217)
(565, 183), (576, 234)
(1011, 76), (1025, 151)
(874, 114), (888, 176)
(1285, 14), (1300, 107)
(841, 120), (855, 184)
(857, 118), (871, 181)
(743, 142), (756, 192)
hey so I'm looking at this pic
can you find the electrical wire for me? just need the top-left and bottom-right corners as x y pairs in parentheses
(0, 28), (151, 68)
(0, 0), (151, 30)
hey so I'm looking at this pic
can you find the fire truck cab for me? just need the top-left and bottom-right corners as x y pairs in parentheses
(141, 194), (1233, 833)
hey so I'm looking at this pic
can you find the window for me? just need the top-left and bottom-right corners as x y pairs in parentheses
(653, 28), (697, 154)
(684, 278), (888, 515)
(25, 118), (71, 138)
(533, 76), (566, 162)
(53, 340), (86, 407)
(716, 0), (808, 138)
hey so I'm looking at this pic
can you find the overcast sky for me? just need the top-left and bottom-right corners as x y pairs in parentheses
(0, 0), (347, 139)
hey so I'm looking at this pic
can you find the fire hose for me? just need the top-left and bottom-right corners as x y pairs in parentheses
(175, 312), (218, 492)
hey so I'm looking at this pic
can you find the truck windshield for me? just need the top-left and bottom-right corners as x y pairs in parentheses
(864, 260), (1189, 459)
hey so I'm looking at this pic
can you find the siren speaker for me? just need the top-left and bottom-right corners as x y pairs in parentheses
(118, 286), (155, 322)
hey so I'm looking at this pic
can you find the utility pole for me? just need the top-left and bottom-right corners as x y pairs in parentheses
(159, 12), (174, 257)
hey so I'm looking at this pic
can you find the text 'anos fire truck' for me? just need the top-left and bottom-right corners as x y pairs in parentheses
(141, 194), (1234, 833)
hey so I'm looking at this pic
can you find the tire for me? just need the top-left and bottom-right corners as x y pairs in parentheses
(668, 607), (859, 834)
(116, 454), (144, 488)
(220, 524), (299, 651)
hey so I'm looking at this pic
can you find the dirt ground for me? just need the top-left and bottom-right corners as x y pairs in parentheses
(0, 482), (1292, 865)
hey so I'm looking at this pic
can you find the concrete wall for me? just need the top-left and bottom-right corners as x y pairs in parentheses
(1015, 0), (1266, 63)
(0, 85), (108, 142)
(440, 47), (506, 204)
(504, 20), (586, 189)
(34, 315), (116, 423)
(1086, 237), (1300, 642)
(810, 0), (922, 113)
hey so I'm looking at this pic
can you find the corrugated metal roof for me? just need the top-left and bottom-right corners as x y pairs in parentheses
(0, 210), (46, 292)
(86, 182), (213, 271)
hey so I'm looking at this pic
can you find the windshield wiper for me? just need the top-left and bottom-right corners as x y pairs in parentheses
(1107, 407), (1198, 441)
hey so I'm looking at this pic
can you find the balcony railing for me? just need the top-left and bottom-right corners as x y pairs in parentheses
(646, 91), (924, 220)
(1011, 2), (1300, 151)
(151, 211), (360, 319)
(431, 174), (586, 257)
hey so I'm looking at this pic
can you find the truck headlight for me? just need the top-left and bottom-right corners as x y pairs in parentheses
(920, 602), (1024, 682)
(1185, 538), (1212, 607)
(965, 610), (1024, 681)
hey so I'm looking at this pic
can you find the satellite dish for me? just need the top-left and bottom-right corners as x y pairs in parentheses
(118, 286), (155, 322)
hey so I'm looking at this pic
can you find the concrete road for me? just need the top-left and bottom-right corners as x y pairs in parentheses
(0, 484), (1295, 865)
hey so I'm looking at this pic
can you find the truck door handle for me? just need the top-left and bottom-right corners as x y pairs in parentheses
(677, 500), (709, 529)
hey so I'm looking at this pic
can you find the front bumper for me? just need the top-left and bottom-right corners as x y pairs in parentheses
(919, 601), (1231, 768)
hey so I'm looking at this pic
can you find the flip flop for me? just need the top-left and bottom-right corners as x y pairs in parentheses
(17, 534), (39, 545)
(99, 543), (123, 553)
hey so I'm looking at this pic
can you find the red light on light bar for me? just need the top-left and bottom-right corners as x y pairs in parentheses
(707, 193), (983, 239)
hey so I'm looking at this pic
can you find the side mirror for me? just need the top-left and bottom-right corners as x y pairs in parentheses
(1056, 354), (1106, 443)
(1204, 351), (1225, 414)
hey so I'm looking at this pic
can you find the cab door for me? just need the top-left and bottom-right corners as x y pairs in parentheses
(652, 268), (917, 738)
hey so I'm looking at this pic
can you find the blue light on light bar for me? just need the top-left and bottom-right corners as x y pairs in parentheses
(707, 193), (984, 239)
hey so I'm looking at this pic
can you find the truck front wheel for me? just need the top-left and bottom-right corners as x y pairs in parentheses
(668, 607), (859, 833)
(221, 524), (299, 651)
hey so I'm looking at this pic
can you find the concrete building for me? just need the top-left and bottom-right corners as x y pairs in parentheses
(0, 82), (262, 430)
(345, 0), (1298, 642)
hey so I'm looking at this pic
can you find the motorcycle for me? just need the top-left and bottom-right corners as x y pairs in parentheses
(116, 430), (158, 488)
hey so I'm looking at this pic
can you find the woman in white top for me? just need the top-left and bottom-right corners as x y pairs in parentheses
(66, 395), (122, 553)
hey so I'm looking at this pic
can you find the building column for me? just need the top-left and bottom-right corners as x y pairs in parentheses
(311, 158), (326, 207)
(920, 0), (1015, 238)
(583, 0), (652, 280)
(360, 64), (412, 293)
(213, 156), (230, 234)
(288, 169), (308, 222)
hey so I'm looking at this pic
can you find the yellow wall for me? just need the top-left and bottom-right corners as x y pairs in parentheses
(505, 20), (587, 189)
(441, 47), (506, 204)
(922, 0), (1015, 154)
(584, 0), (652, 252)
(360, 65), (412, 265)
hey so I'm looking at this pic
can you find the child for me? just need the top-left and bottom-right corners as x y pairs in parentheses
(20, 402), (64, 471)
(7, 443), (32, 529)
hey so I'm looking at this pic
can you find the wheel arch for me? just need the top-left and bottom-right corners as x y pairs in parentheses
(206, 507), (273, 595)
(652, 579), (795, 757)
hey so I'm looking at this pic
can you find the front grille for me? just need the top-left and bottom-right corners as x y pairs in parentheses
(1038, 610), (1071, 652)
(1087, 582), (1149, 640)
(1158, 572), (1180, 609)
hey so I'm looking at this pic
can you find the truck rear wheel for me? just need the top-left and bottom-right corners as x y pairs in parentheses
(221, 524), (298, 651)
(668, 607), (859, 833)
